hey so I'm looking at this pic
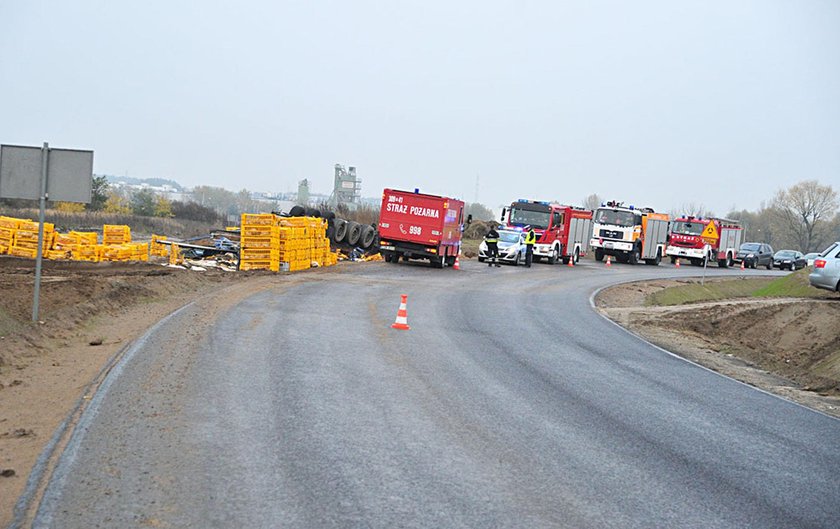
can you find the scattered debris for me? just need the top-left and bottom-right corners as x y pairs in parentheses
(1, 469), (15, 478)
(89, 338), (104, 346)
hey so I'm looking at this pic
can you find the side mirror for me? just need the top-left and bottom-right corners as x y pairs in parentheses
(466, 214), (473, 225)
(500, 208), (507, 222)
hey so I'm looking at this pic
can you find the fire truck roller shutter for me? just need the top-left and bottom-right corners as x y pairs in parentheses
(642, 219), (669, 260)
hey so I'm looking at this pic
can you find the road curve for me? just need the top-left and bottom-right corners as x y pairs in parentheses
(23, 260), (840, 528)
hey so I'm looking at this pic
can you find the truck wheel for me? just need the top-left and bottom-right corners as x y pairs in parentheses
(645, 253), (661, 266)
(333, 219), (348, 242)
(594, 248), (604, 262)
(346, 221), (362, 246)
(548, 248), (558, 265)
(289, 205), (306, 217)
(305, 207), (321, 218)
(322, 211), (336, 222)
(434, 255), (445, 268)
(383, 252), (392, 263)
(574, 248), (580, 264)
(670, 256), (676, 264)
(360, 225), (376, 248)
(628, 246), (640, 265)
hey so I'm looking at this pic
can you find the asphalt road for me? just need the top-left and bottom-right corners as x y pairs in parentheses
(25, 259), (840, 528)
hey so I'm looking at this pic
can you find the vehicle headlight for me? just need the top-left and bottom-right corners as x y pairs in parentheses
(747, 253), (755, 258)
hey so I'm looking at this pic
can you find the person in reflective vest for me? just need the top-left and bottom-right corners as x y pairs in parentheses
(484, 226), (501, 267)
(524, 226), (536, 267)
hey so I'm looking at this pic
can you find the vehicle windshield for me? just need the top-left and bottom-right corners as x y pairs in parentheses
(671, 221), (705, 236)
(510, 206), (550, 229)
(499, 231), (521, 244)
(594, 208), (637, 227)
(775, 250), (796, 258)
(740, 243), (760, 252)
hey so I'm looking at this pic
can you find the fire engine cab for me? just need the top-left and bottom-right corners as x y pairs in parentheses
(666, 216), (743, 267)
(501, 199), (593, 264)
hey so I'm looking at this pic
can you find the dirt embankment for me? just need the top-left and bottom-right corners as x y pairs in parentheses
(0, 256), (279, 526)
(596, 279), (840, 418)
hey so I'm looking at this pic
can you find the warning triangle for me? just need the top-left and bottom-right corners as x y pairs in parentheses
(701, 220), (719, 240)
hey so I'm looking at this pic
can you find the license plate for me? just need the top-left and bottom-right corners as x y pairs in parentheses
(380, 245), (395, 251)
(605, 242), (614, 249)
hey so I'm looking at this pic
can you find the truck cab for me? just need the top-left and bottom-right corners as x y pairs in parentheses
(502, 199), (593, 264)
(589, 201), (668, 265)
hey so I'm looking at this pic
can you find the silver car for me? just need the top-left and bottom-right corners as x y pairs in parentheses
(809, 242), (840, 292)
(478, 228), (526, 265)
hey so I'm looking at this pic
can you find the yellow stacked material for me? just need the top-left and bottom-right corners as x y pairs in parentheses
(129, 243), (149, 261)
(103, 224), (131, 245)
(169, 244), (183, 266)
(46, 249), (71, 260)
(102, 244), (133, 261)
(9, 246), (37, 259)
(239, 214), (281, 271)
(150, 235), (169, 257)
(70, 231), (98, 245)
(0, 216), (23, 230)
(0, 228), (15, 253)
(72, 245), (103, 262)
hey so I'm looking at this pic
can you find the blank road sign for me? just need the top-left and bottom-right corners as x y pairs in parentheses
(0, 144), (94, 203)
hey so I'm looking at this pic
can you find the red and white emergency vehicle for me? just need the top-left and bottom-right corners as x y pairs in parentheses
(666, 216), (743, 267)
(501, 199), (593, 264)
(378, 188), (467, 268)
(590, 201), (670, 265)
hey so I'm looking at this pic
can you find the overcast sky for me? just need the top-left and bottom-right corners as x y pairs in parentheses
(2, 0), (838, 215)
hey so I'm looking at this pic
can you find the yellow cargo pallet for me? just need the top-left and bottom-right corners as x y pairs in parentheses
(0, 244), (7, 255)
(18, 221), (54, 232)
(0, 217), (24, 229)
(9, 246), (37, 259)
(240, 249), (280, 260)
(70, 231), (99, 245)
(241, 213), (276, 226)
(46, 249), (70, 260)
(240, 236), (280, 249)
(240, 260), (280, 272)
(241, 225), (280, 237)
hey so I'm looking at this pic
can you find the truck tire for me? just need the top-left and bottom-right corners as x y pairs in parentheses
(718, 253), (732, 268)
(360, 225), (376, 248)
(346, 221), (362, 246)
(670, 256), (676, 264)
(628, 246), (640, 265)
(333, 219), (348, 242)
(594, 248), (604, 262)
(645, 252), (661, 266)
(322, 211), (336, 222)
(548, 247), (558, 265)
(305, 207), (321, 218)
(289, 205), (306, 217)
(574, 248), (580, 264)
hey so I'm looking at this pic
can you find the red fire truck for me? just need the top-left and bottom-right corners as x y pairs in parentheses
(501, 199), (593, 264)
(666, 216), (743, 267)
(378, 188), (467, 268)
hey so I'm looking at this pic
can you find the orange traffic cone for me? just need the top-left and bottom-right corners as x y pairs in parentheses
(740, 260), (745, 270)
(605, 255), (611, 267)
(567, 256), (574, 267)
(453, 254), (461, 270)
(675, 258), (680, 268)
(391, 294), (410, 330)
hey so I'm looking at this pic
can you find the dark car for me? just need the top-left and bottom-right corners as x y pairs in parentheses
(735, 242), (774, 269)
(773, 250), (806, 271)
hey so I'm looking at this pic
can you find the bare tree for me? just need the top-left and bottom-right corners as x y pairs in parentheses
(582, 193), (602, 211)
(771, 180), (839, 252)
(670, 202), (715, 219)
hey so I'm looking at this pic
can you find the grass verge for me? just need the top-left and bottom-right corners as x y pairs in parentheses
(647, 269), (833, 306)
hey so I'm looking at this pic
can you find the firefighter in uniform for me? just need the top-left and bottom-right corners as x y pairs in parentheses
(484, 226), (501, 267)
(524, 225), (536, 267)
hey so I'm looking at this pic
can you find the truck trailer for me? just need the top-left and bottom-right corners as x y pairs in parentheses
(378, 188), (466, 268)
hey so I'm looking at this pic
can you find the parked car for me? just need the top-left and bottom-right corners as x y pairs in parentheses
(803, 252), (821, 266)
(809, 242), (840, 292)
(735, 242), (774, 269)
(478, 228), (526, 265)
(772, 250), (806, 271)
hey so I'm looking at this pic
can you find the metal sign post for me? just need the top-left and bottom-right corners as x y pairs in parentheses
(0, 142), (93, 321)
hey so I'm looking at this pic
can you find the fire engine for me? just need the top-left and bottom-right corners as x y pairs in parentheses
(589, 201), (669, 265)
(501, 199), (593, 264)
(666, 216), (743, 267)
(378, 188), (467, 268)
